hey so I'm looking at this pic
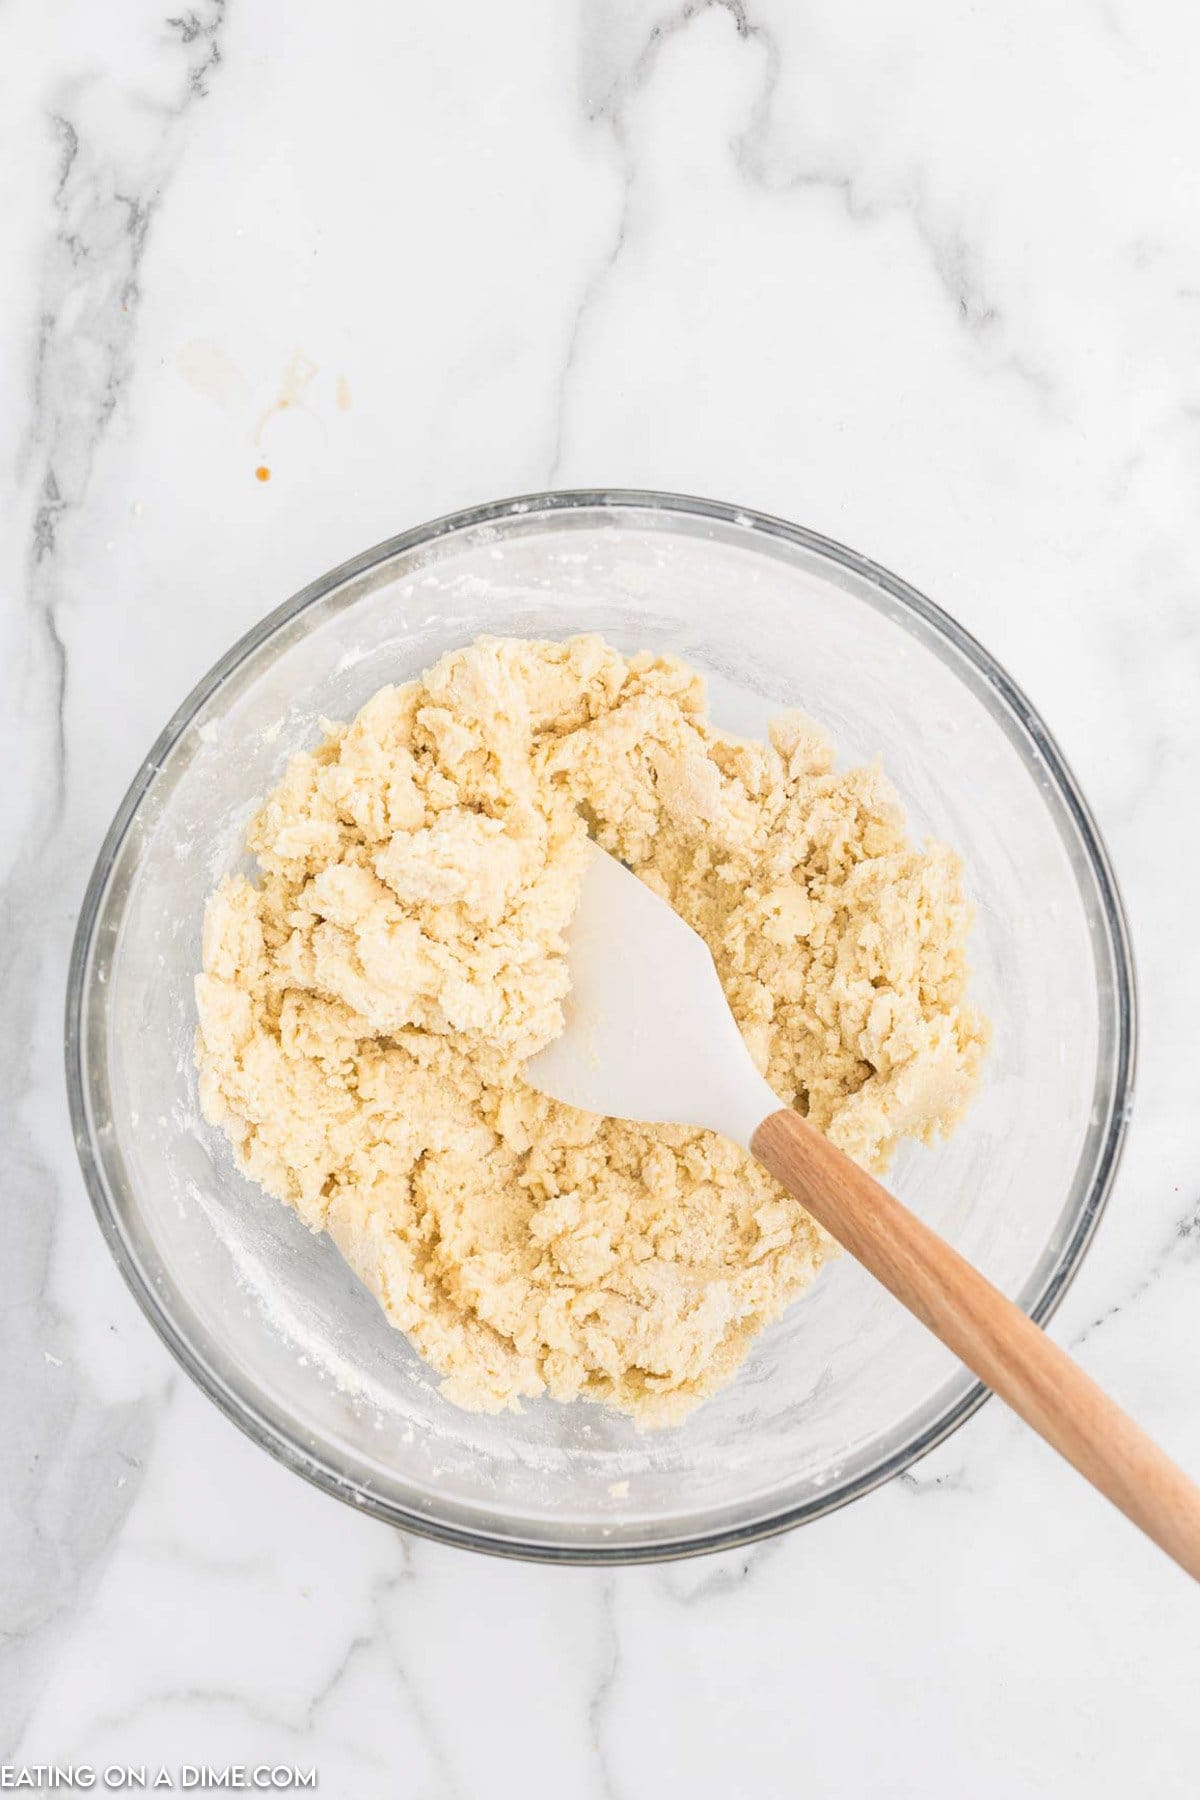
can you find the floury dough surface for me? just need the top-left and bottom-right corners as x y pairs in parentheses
(196, 636), (987, 1425)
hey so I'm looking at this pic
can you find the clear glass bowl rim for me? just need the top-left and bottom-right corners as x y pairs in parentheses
(65, 488), (1137, 1564)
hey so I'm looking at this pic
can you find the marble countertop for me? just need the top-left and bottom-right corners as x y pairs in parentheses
(5, 0), (1200, 1792)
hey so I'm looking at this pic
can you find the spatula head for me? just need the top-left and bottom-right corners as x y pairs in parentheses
(526, 846), (779, 1149)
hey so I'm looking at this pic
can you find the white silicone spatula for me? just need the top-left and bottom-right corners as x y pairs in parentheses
(528, 846), (1200, 1580)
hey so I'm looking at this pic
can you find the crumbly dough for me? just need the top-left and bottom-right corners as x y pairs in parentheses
(196, 636), (987, 1425)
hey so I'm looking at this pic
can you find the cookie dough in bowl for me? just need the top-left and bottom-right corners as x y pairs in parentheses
(69, 491), (1132, 1560)
(196, 633), (988, 1426)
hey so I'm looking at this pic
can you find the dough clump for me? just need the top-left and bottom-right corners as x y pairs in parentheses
(196, 636), (987, 1425)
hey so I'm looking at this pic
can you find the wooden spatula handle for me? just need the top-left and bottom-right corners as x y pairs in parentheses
(752, 1107), (1200, 1581)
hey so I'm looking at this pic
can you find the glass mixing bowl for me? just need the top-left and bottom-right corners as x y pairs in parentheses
(66, 491), (1135, 1563)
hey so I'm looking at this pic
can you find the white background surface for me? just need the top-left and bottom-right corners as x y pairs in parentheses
(4, 1), (1200, 1792)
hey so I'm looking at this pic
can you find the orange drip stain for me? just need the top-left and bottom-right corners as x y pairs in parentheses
(255, 464), (271, 482)
(255, 351), (319, 446)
